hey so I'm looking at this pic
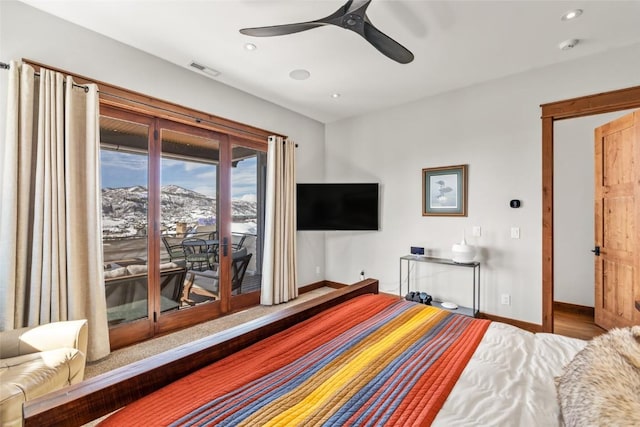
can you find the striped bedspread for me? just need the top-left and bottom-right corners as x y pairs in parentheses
(100, 294), (490, 426)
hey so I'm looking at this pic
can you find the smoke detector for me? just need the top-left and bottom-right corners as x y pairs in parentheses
(289, 69), (311, 80)
(558, 39), (579, 51)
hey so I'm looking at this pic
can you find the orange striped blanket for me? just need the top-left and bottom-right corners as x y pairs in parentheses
(100, 294), (490, 426)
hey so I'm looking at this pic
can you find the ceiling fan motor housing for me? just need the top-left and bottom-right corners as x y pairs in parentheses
(343, 14), (364, 31)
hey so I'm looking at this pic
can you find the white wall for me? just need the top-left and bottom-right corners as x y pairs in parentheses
(3, 1), (640, 323)
(325, 43), (640, 324)
(0, 0), (325, 286)
(554, 109), (636, 307)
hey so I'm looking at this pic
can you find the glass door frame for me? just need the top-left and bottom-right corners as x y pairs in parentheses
(154, 118), (230, 333)
(101, 106), (155, 349)
(102, 107), (267, 349)
(228, 136), (268, 312)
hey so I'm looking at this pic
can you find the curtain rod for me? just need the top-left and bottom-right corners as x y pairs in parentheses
(1, 61), (292, 142)
(1, 61), (89, 92)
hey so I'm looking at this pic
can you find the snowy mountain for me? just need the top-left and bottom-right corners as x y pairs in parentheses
(101, 185), (257, 238)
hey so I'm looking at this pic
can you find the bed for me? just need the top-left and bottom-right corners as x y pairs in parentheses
(23, 280), (590, 426)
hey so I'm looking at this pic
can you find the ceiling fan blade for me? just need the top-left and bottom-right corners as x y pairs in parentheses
(239, 0), (415, 64)
(362, 21), (414, 64)
(240, 0), (366, 38)
(240, 21), (325, 37)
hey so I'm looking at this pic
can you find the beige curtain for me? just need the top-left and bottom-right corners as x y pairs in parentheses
(0, 61), (109, 361)
(261, 136), (298, 305)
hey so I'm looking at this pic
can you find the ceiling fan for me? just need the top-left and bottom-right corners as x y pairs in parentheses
(239, 0), (414, 64)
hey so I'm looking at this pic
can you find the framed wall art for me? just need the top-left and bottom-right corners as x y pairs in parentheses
(422, 164), (468, 216)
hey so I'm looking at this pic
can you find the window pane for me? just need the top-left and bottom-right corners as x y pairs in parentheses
(231, 145), (265, 295)
(161, 129), (219, 307)
(100, 116), (149, 325)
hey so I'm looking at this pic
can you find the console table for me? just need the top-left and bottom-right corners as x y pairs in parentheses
(399, 255), (480, 317)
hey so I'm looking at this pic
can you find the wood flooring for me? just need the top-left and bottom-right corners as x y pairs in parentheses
(553, 305), (606, 341)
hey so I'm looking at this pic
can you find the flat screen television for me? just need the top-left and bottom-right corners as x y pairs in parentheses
(296, 183), (379, 231)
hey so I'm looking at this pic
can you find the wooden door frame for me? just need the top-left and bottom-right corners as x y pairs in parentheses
(101, 107), (267, 349)
(540, 85), (640, 332)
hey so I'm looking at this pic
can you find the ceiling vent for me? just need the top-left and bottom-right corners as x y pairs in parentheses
(189, 61), (220, 77)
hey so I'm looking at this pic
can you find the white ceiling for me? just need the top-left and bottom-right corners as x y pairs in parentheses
(20, 0), (640, 123)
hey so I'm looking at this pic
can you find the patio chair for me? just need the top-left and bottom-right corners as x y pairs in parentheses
(230, 252), (252, 294)
(183, 249), (252, 298)
(162, 236), (185, 263)
(104, 264), (187, 324)
(231, 233), (247, 251)
(181, 238), (213, 271)
(207, 231), (220, 263)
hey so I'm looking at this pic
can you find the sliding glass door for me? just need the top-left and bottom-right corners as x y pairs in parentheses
(99, 108), (155, 346)
(100, 107), (266, 349)
(157, 121), (226, 329)
(229, 142), (267, 310)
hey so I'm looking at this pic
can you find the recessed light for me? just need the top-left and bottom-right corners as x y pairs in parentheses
(244, 43), (257, 51)
(289, 69), (310, 80)
(561, 9), (583, 21)
(331, 93), (341, 99)
(558, 39), (580, 50)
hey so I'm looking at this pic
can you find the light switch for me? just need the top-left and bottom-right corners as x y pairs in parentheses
(511, 227), (520, 239)
(472, 226), (481, 237)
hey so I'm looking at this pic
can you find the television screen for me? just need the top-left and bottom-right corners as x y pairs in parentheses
(296, 183), (379, 231)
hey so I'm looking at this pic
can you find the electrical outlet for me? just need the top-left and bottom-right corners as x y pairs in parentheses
(315, 266), (320, 275)
(472, 226), (481, 237)
(501, 294), (511, 305)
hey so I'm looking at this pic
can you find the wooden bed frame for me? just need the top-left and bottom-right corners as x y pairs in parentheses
(23, 279), (379, 427)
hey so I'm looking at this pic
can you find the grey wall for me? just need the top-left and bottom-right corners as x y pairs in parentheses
(0, 0), (325, 286)
(324, 43), (640, 324)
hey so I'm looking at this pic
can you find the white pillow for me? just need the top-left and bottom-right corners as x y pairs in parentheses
(159, 262), (179, 271)
(126, 264), (148, 275)
(103, 267), (128, 279)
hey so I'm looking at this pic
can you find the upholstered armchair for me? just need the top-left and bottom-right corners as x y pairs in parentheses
(0, 319), (88, 427)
